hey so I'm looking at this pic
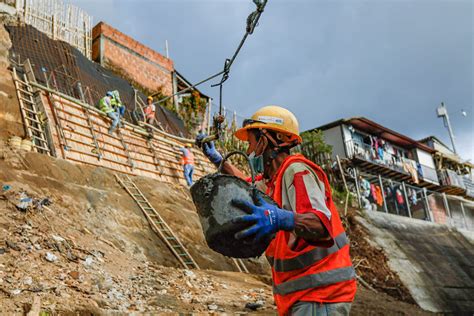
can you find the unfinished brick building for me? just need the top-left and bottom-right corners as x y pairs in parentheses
(92, 22), (174, 95)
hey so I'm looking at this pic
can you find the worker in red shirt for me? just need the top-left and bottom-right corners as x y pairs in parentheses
(197, 105), (356, 315)
(144, 96), (156, 125)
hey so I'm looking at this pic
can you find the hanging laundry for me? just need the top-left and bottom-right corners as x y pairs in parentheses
(396, 188), (405, 205)
(369, 136), (376, 160)
(409, 188), (417, 205)
(416, 162), (424, 178)
(360, 177), (371, 198)
(377, 147), (384, 162)
(402, 158), (419, 183)
(370, 183), (377, 202)
(375, 185), (383, 206)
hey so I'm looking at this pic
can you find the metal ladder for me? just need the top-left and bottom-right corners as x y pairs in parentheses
(146, 138), (163, 174)
(12, 67), (51, 155)
(116, 128), (134, 169)
(46, 92), (70, 153)
(115, 173), (199, 270)
(232, 258), (249, 273)
(83, 107), (102, 159)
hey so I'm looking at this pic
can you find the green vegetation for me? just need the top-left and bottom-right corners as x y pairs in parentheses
(300, 129), (333, 157)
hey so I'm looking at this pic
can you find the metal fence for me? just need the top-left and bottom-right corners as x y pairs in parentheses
(9, 0), (92, 59)
(357, 171), (474, 231)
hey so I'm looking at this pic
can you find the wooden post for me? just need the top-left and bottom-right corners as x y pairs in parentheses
(379, 174), (388, 213)
(353, 168), (362, 209)
(336, 155), (348, 192)
(423, 188), (433, 222)
(207, 98), (212, 135)
(52, 13), (56, 40)
(402, 182), (412, 218)
(172, 72), (179, 112)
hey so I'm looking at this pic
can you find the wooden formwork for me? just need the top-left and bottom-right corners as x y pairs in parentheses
(40, 92), (214, 185)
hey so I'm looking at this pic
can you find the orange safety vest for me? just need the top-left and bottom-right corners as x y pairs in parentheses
(265, 154), (356, 315)
(181, 148), (194, 165)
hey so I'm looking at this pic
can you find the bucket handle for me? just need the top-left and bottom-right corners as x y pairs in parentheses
(218, 150), (256, 185)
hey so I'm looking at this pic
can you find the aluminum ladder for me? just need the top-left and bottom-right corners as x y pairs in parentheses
(12, 67), (51, 155)
(233, 258), (249, 273)
(115, 173), (199, 270)
(116, 128), (134, 169)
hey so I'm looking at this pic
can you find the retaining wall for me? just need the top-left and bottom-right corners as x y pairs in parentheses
(40, 91), (214, 185)
(359, 210), (474, 314)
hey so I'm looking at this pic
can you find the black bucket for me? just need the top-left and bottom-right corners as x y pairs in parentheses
(190, 151), (277, 258)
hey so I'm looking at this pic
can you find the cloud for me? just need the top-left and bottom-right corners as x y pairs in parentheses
(73, 0), (473, 161)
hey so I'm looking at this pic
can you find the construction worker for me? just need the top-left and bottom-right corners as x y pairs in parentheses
(99, 91), (120, 134)
(197, 106), (356, 315)
(180, 143), (195, 187)
(110, 90), (125, 118)
(144, 96), (156, 125)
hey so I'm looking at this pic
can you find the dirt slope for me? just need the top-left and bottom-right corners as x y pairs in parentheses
(0, 143), (436, 315)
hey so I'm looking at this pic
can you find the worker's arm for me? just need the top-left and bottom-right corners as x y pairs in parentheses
(196, 133), (247, 180)
(232, 164), (333, 246)
(220, 161), (247, 180)
(293, 213), (329, 243)
(284, 165), (333, 246)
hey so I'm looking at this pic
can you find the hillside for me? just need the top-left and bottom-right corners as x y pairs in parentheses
(0, 142), (435, 315)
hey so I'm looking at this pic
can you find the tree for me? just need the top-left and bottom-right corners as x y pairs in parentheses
(300, 129), (332, 164)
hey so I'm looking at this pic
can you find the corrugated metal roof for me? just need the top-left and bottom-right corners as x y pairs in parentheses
(309, 117), (435, 153)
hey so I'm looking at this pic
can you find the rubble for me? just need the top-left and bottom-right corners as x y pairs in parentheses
(45, 252), (58, 262)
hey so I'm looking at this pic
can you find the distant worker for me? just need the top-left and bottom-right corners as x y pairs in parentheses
(110, 90), (125, 119)
(179, 144), (195, 187)
(144, 96), (156, 126)
(99, 91), (120, 134)
(197, 105), (356, 315)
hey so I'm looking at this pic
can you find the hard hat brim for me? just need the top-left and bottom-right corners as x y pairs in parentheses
(234, 123), (302, 144)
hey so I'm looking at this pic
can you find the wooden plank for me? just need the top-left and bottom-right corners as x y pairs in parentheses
(44, 93), (215, 183)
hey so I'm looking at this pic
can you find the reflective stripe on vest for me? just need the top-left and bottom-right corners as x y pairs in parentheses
(267, 232), (349, 272)
(273, 266), (356, 296)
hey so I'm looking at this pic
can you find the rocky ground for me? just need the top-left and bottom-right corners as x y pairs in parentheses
(0, 142), (436, 315)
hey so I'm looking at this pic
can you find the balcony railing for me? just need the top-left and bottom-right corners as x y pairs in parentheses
(345, 140), (439, 184)
(463, 176), (474, 198)
(438, 169), (466, 189)
(419, 164), (439, 185)
(346, 139), (411, 174)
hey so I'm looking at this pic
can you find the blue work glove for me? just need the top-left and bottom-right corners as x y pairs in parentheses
(196, 132), (223, 166)
(231, 194), (295, 242)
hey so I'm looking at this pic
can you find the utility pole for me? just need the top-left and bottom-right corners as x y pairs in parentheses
(165, 40), (169, 59)
(207, 98), (212, 135)
(436, 102), (457, 154)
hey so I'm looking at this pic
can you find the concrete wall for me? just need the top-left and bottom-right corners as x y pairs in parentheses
(322, 125), (347, 159)
(92, 22), (173, 95)
(359, 210), (474, 313)
(416, 148), (435, 169)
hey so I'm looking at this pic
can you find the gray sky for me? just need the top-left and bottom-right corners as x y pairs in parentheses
(73, 0), (473, 160)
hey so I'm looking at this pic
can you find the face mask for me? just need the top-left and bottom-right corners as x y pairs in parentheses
(248, 151), (264, 174)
